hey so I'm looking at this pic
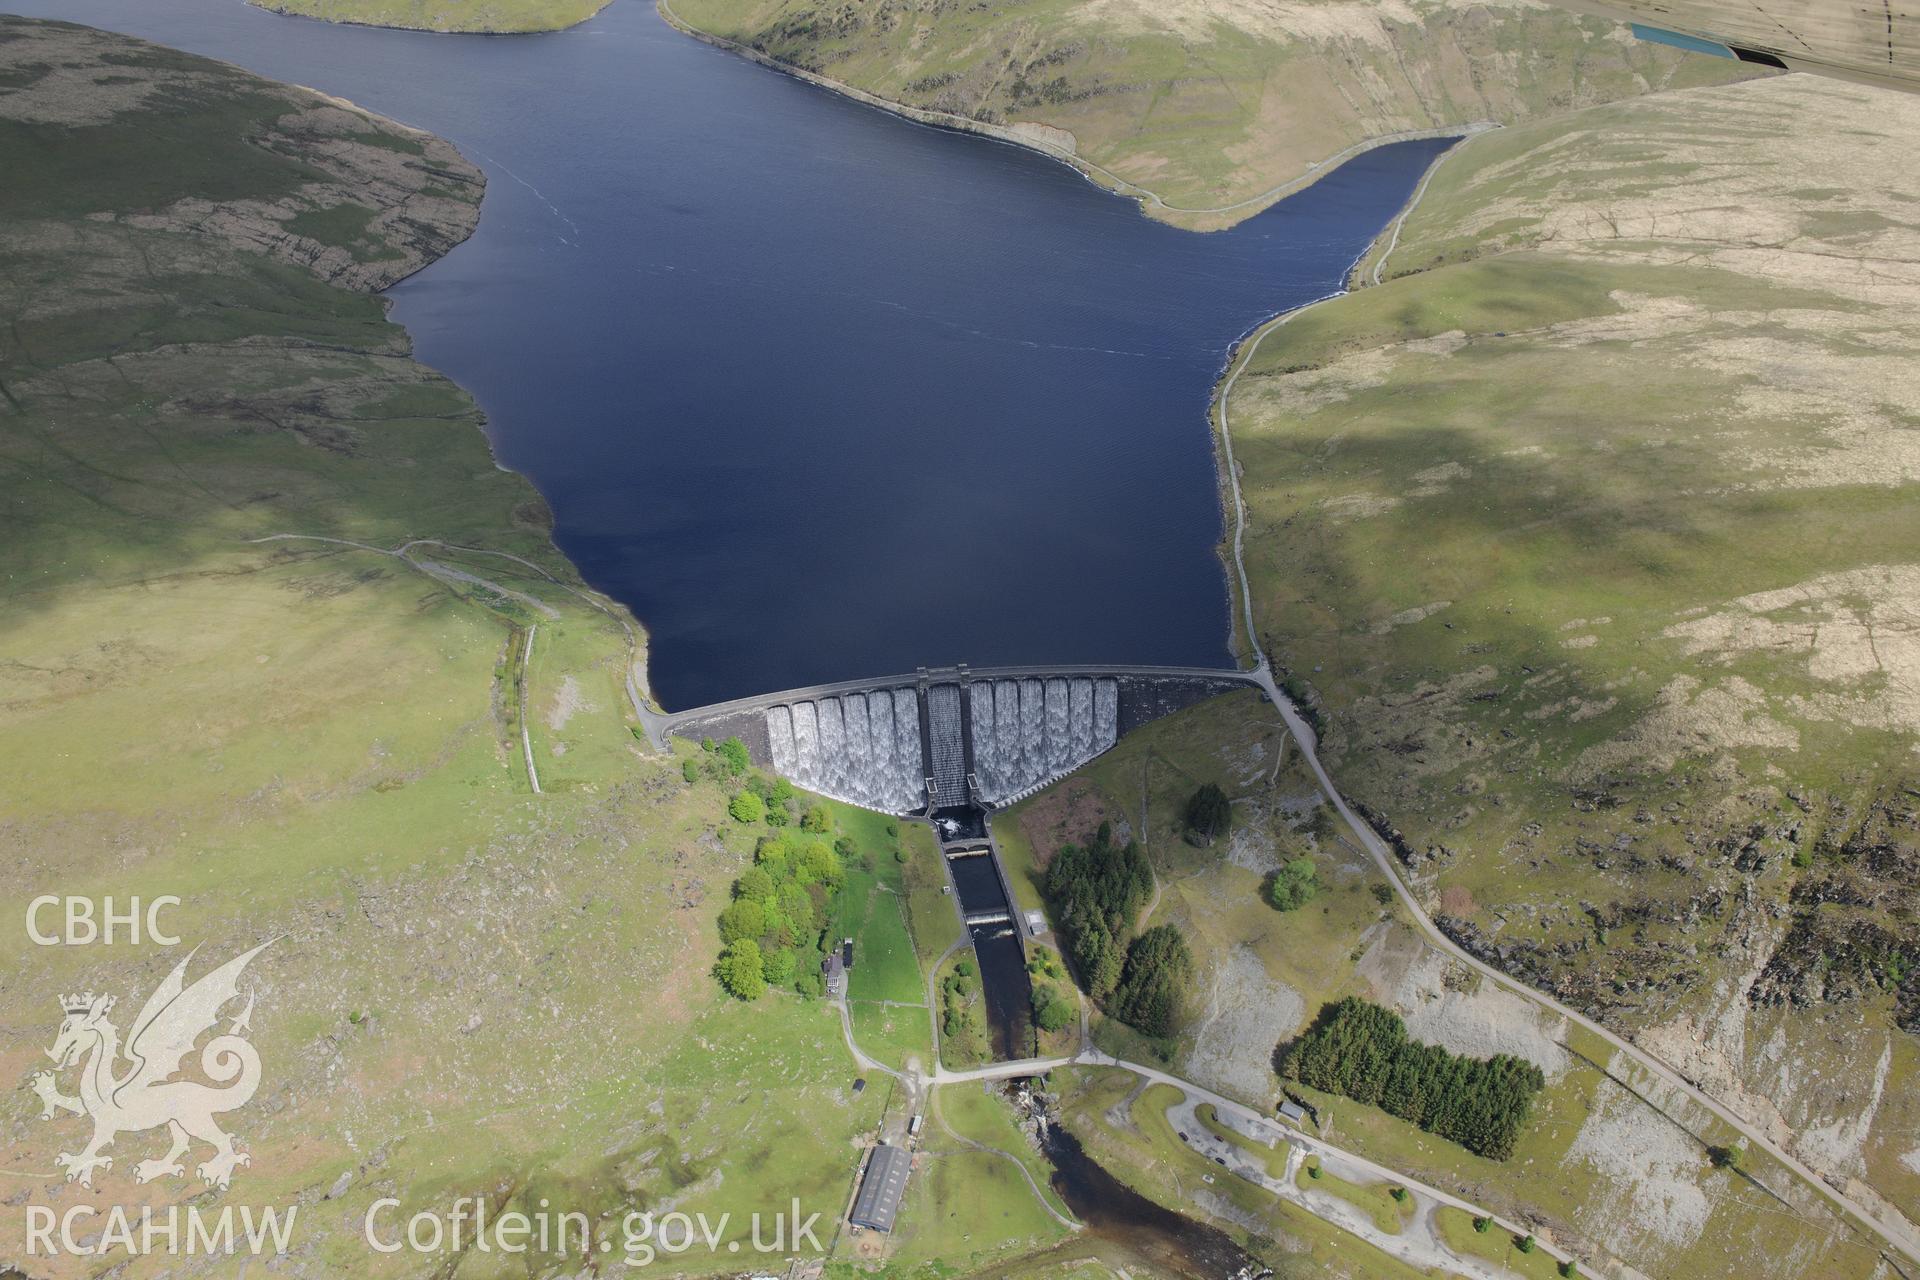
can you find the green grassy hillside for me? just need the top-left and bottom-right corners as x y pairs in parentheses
(1005, 692), (1898, 1279)
(1222, 71), (1920, 1257)
(0, 20), (895, 1277)
(249, 0), (609, 33)
(663, 0), (1757, 228)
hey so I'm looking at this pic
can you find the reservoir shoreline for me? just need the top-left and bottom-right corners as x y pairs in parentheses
(7, 0), (1461, 710)
(655, 0), (1496, 232)
(649, 0), (1479, 685)
(1203, 131), (1475, 669)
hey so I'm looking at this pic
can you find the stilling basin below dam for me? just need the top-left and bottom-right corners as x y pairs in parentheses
(946, 847), (1035, 1061)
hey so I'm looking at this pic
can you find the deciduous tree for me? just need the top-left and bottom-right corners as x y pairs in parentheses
(1266, 857), (1319, 911)
(718, 939), (765, 1000)
(718, 899), (765, 944)
(716, 736), (750, 776)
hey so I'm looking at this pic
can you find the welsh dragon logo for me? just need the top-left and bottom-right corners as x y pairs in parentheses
(32, 942), (270, 1190)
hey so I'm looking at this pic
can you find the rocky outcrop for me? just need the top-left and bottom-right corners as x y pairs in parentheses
(1750, 796), (1920, 1031)
(0, 17), (482, 293)
(109, 98), (484, 292)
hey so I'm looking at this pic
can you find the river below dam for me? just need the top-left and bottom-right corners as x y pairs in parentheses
(5, 0), (1452, 709)
(1042, 1124), (1261, 1279)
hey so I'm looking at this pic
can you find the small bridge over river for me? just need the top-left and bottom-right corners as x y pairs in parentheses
(644, 663), (1259, 817)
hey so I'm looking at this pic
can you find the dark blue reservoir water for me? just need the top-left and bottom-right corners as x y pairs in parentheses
(5, 0), (1452, 708)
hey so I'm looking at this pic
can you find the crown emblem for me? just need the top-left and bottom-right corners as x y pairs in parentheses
(60, 992), (101, 1015)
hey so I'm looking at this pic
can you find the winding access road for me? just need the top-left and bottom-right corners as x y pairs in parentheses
(1211, 301), (1920, 1270)
(1163, 1088), (1574, 1280)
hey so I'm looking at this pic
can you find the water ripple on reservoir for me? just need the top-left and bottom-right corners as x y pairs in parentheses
(6, 0), (1456, 708)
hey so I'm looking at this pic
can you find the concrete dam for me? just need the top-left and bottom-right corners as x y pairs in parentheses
(653, 662), (1259, 1060)
(658, 664), (1255, 816)
(767, 689), (927, 814)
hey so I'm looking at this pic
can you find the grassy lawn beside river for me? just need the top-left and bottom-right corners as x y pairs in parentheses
(833, 819), (937, 1070)
(901, 819), (965, 964)
(937, 1081), (1075, 1221)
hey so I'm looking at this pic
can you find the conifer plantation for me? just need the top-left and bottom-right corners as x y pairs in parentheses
(1044, 823), (1194, 1037)
(1279, 997), (1545, 1159)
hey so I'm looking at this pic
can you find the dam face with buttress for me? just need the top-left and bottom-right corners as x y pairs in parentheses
(968, 677), (1118, 805)
(669, 665), (1251, 817)
(765, 689), (924, 814)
